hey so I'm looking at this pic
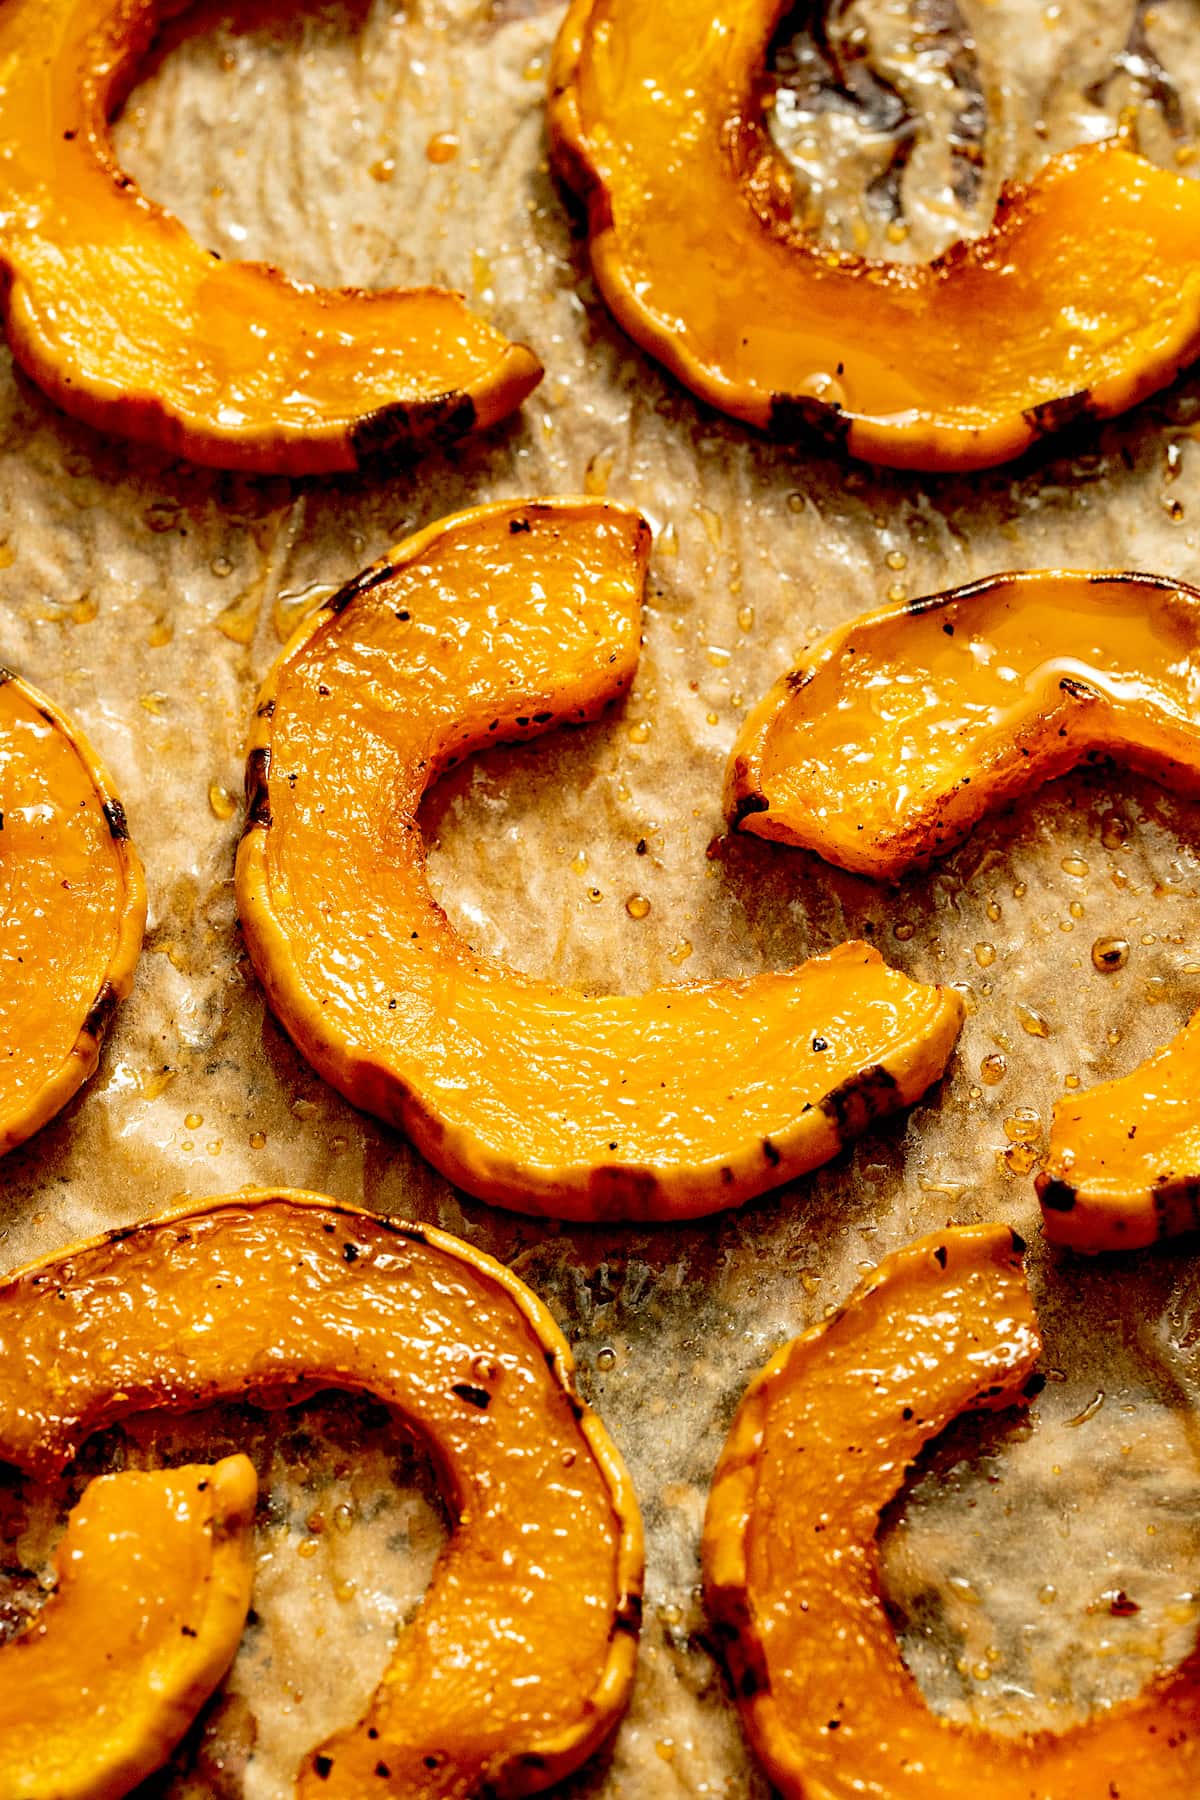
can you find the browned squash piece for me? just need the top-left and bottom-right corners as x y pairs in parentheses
(702, 1226), (1200, 1797)
(0, 668), (146, 1154)
(550, 0), (1200, 469)
(0, 1190), (644, 1798)
(0, 1457), (256, 1800)
(727, 571), (1200, 881)
(235, 497), (964, 1222)
(0, 1), (542, 473)
(1039, 1010), (1200, 1252)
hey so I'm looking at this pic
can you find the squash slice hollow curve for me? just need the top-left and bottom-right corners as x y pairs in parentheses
(0, 667), (146, 1155)
(0, 0), (543, 473)
(235, 497), (964, 1221)
(549, 0), (1200, 469)
(0, 1456), (257, 1800)
(1039, 1009), (1200, 1252)
(702, 1225), (1200, 1797)
(727, 570), (1200, 881)
(0, 1190), (644, 1799)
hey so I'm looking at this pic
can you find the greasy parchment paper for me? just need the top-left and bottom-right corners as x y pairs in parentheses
(5, 1), (1200, 1792)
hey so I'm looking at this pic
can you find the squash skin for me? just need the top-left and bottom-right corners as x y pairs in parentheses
(235, 496), (964, 1222)
(0, 1456), (257, 1800)
(0, 1), (542, 474)
(0, 1190), (644, 1799)
(1039, 1009), (1200, 1253)
(702, 1225), (1200, 1797)
(0, 668), (146, 1155)
(727, 570), (1200, 881)
(549, 1), (1200, 470)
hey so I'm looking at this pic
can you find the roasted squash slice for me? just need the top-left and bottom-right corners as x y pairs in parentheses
(702, 1225), (1200, 1797)
(0, 668), (146, 1154)
(550, 2), (1200, 469)
(0, 1456), (256, 1800)
(727, 571), (1200, 881)
(1039, 1010), (1200, 1253)
(0, 1), (542, 473)
(0, 1190), (644, 1798)
(235, 497), (964, 1221)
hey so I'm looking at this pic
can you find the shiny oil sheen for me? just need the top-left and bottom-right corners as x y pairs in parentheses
(0, 0), (541, 472)
(551, 0), (1200, 469)
(703, 1226), (1200, 1797)
(0, 1194), (643, 1799)
(729, 571), (1200, 879)
(0, 1458), (256, 1800)
(235, 499), (964, 1221)
(0, 672), (144, 1153)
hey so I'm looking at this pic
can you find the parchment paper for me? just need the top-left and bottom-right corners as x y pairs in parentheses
(4, 2), (1200, 1793)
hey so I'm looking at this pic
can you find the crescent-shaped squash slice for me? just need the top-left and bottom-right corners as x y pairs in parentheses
(0, 1190), (644, 1798)
(0, 1456), (257, 1800)
(727, 571), (1200, 881)
(1039, 1010), (1200, 1253)
(234, 497), (964, 1222)
(549, 1), (1200, 469)
(0, 667), (146, 1154)
(0, 1), (542, 474)
(702, 1225), (1200, 1798)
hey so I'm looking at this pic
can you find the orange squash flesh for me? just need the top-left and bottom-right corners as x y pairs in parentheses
(1039, 1010), (1200, 1253)
(0, 1), (542, 474)
(0, 668), (146, 1154)
(0, 1191), (644, 1799)
(702, 1225), (1200, 1797)
(727, 571), (1200, 881)
(550, 1), (1200, 470)
(235, 497), (964, 1222)
(0, 1456), (257, 1800)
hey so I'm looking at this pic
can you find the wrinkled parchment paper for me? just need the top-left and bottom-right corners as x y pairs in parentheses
(5, 1), (1200, 1792)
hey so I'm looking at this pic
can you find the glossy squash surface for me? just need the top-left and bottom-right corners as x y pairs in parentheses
(702, 1225), (1200, 1797)
(235, 498), (964, 1221)
(550, 0), (1200, 469)
(0, 668), (146, 1154)
(1040, 1009), (1200, 1252)
(0, 1457), (256, 1800)
(0, 0), (542, 473)
(727, 571), (1200, 880)
(0, 1191), (643, 1798)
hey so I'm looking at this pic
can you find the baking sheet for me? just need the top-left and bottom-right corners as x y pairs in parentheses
(4, 0), (1200, 1792)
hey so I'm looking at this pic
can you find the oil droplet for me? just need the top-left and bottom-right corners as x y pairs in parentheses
(206, 1139), (222, 1156)
(705, 710), (719, 726)
(887, 581), (907, 604)
(1164, 496), (1185, 522)
(974, 942), (995, 968)
(737, 604), (755, 633)
(596, 1346), (616, 1371)
(1013, 881), (1027, 900)
(211, 555), (234, 578)
(1107, 1027), (1122, 1046)
(1092, 936), (1130, 972)
(208, 781), (237, 821)
(1003, 1108), (1041, 1144)
(786, 492), (805, 514)
(1069, 900), (1084, 919)
(1017, 1005), (1050, 1038)
(249, 1130), (267, 1150)
(628, 720), (651, 744)
(333, 1503), (354, 1535)
(425, 131), (459, 164)
(1061, 855), (1089, 877)
(1004, 1142), (1040, 1175)
(587, 887), (603, 903)
(885, 549), (907, 571)
(894, 922), (914, 941)
(143, 501), (181, 533)
(184, 1113), (203, 1131)
(1039, 1584), (1057, 1606)
(986, 900), (1001, 923)
(584, 451), (613, 496)
(886, 220), (908, 244)
(706, 644), (731, 667)
(1100, 813), (1128, 850)
(297, 1537), (320, 1560)
(668, 938), (693, 965)
(626, 893), (651, 919)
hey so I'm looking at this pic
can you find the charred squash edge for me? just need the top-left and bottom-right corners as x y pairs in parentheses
(0, 1), (542, 474)
(0, 1188), (645, 1793)
(548, 2), (1200, 470)
(725, 569), (1200, 882)
(0, 668), (146, 1156)
(0, 1455), (257, 1800)
(233, 498), (965, 1221)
